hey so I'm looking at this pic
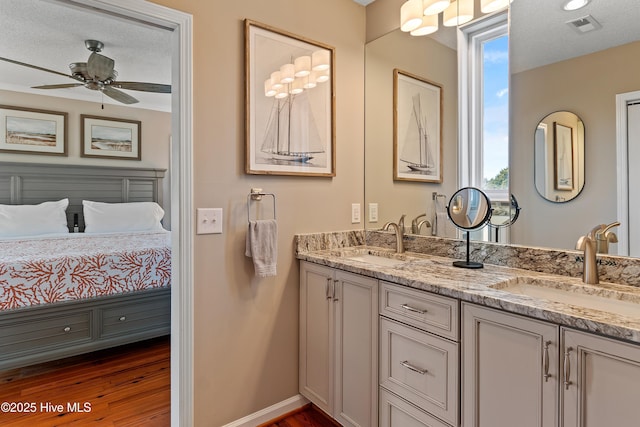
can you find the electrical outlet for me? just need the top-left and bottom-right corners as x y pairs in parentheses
(196, 208), (223, 234)
(351, 203), (361, 224)
(369, 203), (378, 222)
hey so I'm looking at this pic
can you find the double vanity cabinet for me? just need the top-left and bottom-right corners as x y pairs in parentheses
(299, 259), (640, 427)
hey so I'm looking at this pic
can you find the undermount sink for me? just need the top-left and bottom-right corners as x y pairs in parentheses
(333, 248), (409, 267)
(490, 277), (640, 318)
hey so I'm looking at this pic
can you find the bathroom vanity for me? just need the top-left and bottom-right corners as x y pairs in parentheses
(296, 231), (640, 427)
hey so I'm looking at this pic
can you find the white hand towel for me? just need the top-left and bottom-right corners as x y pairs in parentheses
(245, 219), (278, 277)
(435, 212), (455, 238)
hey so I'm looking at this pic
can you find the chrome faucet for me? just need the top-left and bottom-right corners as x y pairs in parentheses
(411, 213), (432, 235)
(576, 234), (599, 284)
(382, 214), (406, 253)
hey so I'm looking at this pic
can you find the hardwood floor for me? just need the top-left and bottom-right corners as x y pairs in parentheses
(259, 404), (342, 427)
(0, 336), (170, 427)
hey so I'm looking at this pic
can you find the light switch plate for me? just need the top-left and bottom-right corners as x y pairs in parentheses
(369, 203), (378, 222)
(196, 208), (223, 234)
(351, 203), (361, 224)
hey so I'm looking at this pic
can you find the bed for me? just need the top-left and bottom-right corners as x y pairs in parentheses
(0, 162), (171, 370)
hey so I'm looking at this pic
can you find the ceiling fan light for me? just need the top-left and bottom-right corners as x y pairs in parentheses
(311, 50), (330, 71)
(480, 0), (510, 13)
(280, 63), (295, 84)
(264, 79), (277, 97)
(443, 0), (474, 27)
(423, 0), (451, 16)
(400, 0), (423, 32)
(294, 55), (311, 77)
(563, 0), (589, 11)
(270, 71), (283, 90)
(410, 14), (439, 36)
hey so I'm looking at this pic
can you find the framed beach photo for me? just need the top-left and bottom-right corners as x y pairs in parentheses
(81, 115), (141, 160)
(393, 69), (442, 183)
(553, 121), (574, 191)
(0, 105), (67, 156)
(245, 19), (335, 176)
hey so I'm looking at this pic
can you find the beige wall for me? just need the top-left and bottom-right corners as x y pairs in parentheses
(510, 41), (640, 250)
(147, 0), (365, 425)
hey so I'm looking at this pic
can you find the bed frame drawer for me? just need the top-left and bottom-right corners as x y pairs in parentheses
(99, 294), (171, 339)
(0, 311), (92, 357)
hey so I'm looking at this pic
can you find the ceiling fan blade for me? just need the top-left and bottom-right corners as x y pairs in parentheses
(32, 83), (84, 89)
(111, 81), (171, 93)
(102, 86), (139, 104)
(0, 56), (78, 80)
(87, 52), (115, 81)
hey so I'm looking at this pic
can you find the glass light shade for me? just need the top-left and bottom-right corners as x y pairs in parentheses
(400, 0), (423, 32)
(410, 14), (439, 36)
(264, 79), (277, 97)
(270, 71), (283, 90)
(280, 63), (295, 84)
(423, 0), (451, 15)
(311, 50), (330, 71)
(443, 0), (474, 27)
(481, 0), (510, 13)
(302, 74), (317, 89)
(294, 55), (311, 77)
(315, 68), (330, 83)
(274, 86), (288, 99)
(289, 78), (304, 94)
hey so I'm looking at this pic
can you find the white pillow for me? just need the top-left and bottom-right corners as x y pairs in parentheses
(83, 200), (165, 234)
(0, 199), (69, 238)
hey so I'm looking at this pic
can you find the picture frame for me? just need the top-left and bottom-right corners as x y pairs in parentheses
(0, 105), (67, 156)
(245, 19), (335, 176)
(553, 121), (574, 191)
(393, 69), (443, 183)
(81, 115), (141, 160)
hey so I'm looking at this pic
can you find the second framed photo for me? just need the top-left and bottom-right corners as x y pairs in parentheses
(553, 121), (574, 191)
(393, 69), (443, 183)
(81, 115), (141, 160)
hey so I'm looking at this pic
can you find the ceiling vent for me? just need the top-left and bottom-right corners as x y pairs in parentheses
(566, 14), (602, 34)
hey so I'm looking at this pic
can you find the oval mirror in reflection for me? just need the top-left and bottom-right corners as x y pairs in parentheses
(489, 194), (521, 228)
(534, 111), (585, 203)
(447, 187), (492, 230)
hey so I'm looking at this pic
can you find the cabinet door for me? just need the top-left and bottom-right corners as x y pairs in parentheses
(561, 328), (640, 427)
(299, 261), (334, 414)
(379, 388), (450, 427)
(334, 270), (378, 427)
(462, 303), (559, 427)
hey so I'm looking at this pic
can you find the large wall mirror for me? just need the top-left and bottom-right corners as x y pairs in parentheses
(365, 0), (640, 257)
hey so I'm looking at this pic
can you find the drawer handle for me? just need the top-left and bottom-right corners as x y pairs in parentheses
(401, 360), (428, 375)
(543, 340), (551, 382)
(63, 326), (71, 333)
(564, 346), (573, 390)
(326, 278), (332, 300)
(119, 316), (127, 322)
(400, 304), (427, 315)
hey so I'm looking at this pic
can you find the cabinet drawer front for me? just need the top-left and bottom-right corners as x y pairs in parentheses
(380, 318), (458, 425)
(0, 311), (92, 357)
(99, 295), (170, 338)
(380, 281), (458, 340)
(379, 388), (450, 427)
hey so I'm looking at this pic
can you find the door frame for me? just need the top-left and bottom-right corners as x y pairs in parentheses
(64, 1), (195, 425)
(616, 89), (640, 256)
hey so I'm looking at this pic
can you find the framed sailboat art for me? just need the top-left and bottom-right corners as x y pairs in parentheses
(245, 20), (335, 176)
(393, 69), (443, 183)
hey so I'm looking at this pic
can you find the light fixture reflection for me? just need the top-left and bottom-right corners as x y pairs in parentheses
(410, 14), (439, 36)
(423, 0), (451, 16)
(443, 0), (474, 27)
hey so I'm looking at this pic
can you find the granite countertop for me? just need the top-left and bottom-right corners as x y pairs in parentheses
(297, 246), (640, 344)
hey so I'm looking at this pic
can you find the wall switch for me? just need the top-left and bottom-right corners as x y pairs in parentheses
(369, 203), (379, 222)
(196, 208), (223, 234)
(351, 203), (361, 224)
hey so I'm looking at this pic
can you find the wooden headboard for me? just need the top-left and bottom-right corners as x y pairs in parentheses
(0, 162), (166, 232)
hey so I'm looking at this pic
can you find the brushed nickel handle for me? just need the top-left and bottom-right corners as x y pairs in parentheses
(400, 304), (427, 315)
(326, 277), (332, 300)
(543, 340), (551, 382)
(333, 279), (339, 302)
(63, 326), (71, 333)
(401, 360), (427, 375)
(119, 316), (127, 322)
(564, 346), (573, 390)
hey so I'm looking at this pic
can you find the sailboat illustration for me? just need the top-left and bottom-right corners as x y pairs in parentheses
(261, 90), (324, 164)
(400, 93), (435, 174)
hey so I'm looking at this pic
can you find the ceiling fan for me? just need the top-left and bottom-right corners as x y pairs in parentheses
(0, 39), (170, 105)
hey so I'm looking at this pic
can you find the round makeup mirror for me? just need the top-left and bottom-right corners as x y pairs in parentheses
(489, 194), (521, 228)
(447, 187), (492, 269)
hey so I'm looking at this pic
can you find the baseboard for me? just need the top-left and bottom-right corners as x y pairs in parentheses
(222, 394), (310, 427)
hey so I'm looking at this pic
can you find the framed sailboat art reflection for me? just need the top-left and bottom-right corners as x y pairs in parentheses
(393, 69), (442, 183)
(245, 20), (335, 176)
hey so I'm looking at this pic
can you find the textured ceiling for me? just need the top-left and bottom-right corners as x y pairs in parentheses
(0, 0), (172, 111)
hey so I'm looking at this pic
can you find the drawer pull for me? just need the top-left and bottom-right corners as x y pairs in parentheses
(543, 340), (551, 382)
(400, 304), (427, 315)
(401, 360), (428, 375)
(119, 316), (127, 322)
(326, 278), (332, 300)
(63, 326), (71, 333)
(564, 347), (573, 390)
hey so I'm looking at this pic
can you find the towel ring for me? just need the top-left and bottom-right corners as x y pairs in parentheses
(247, 188), (276, 223)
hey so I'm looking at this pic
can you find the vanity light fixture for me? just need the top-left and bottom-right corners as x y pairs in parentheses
(410, 14), (439, 36)
(480, 0), (511, 13)
(443, 0), (474, 27)
(311, 49), (330, 71)
(563, 0), (590, 11)
(263, 54), (330, 100)
(423, 0), (451, 16)
(401, 0), (424, 32)
(279, 63), (295, 84)
(294, 55), (311, 77)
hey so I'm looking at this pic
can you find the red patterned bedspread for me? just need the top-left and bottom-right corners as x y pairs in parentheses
(0, 231), (171, 310)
